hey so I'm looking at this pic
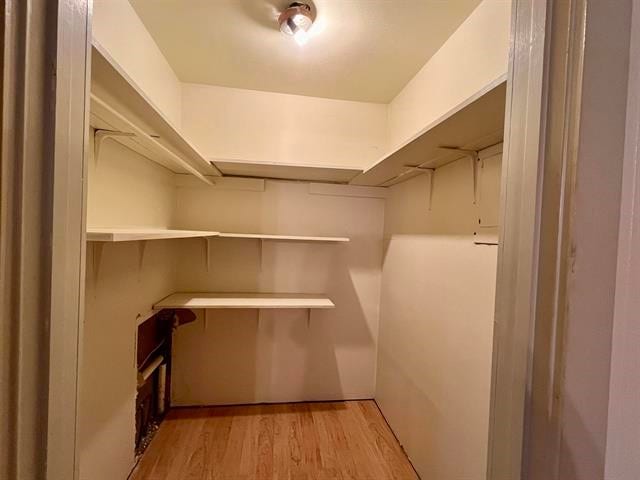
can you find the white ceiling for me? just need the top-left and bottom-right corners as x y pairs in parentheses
(129, 0), (482, 103)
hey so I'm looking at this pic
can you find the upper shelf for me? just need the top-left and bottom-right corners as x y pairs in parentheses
(154, 293), (335, 310)
(211, 159), (362, 184)
(218, 232), (350, 243)
(87, 228), (220, 242)
(90, 42), (220, 183)
(350, 79), (507, 187)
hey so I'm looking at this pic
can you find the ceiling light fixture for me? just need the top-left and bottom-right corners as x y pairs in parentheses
(279, 2), (314, 46)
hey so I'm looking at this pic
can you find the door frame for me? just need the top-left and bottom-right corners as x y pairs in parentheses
(489, 0), (635, 479)
(486, 0), (550, 476)
(0, 0), (90, 479)
(604, 2), (640, 477)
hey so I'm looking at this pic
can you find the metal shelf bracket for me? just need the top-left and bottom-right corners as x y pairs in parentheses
(438, 147), (480, 204)
(94, 129), (135, 164)
(406, 166), (436, 211)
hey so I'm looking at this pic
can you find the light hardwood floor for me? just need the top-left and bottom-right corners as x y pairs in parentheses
(130, 400), (419, 480)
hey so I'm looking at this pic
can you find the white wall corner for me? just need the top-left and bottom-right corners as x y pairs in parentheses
(92, 0), (183, 128)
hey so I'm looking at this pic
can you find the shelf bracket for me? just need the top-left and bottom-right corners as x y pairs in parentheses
(402, 165), (435, 210)
(203, 309), (208, 332)
(138, 241), (147, 269)
(203, 237), (211, 272)
(259, 239), (264, 273)
(94, 129), (135, 164)
(307, 308), (312, 328)
(438, 147), (480, 204)
(92, 242), (104, 285)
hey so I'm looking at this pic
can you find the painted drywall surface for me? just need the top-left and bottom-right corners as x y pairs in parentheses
(376, 152), (500, 479)
(79, 241), (175, 480)
(92, 0), (182, 127)
(170, 179), (385, 405)
(80, 140), (178, 480)
(181, 83), (388, 169)
(387, 0), (511, 151)
(87, 131), (176, 229)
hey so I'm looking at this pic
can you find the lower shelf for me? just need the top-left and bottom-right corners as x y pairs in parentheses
(153, 293), (335, 310)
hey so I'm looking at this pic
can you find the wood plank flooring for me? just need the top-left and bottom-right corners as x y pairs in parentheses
(130, 400), (419, 480)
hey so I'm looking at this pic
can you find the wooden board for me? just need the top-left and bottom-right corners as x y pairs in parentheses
(154, 293), (335, 310)
(91, 42), (220, 178)
(218, 232), (350, 243)
(350, 79), (507, 187)
(212, 158), (362, 184)
(86, 228), (220, 242)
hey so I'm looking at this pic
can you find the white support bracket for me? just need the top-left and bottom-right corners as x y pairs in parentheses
(94, 129), (135, 164)
(259, 239), (264, 272)
(137, 241), (147, 270)
(203, 237), (211, 272)
(403, 166), (436, 210)
(92, 242), (104, 285)
(438, 147), (480, 204)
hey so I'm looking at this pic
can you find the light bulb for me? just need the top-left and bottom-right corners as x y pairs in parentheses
(294, 28), (310, 46)
(279, 3), (314, 45)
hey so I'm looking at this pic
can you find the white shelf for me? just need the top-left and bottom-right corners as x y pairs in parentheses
(90, 42), (220, 183)
(350, 79), (507, 187)
(86, 228), (349, 243)
(211, 158), (362, 184)
(154, 293), (335, 310)
(218, 232), (350, 243)
(86, 228), (220, 242)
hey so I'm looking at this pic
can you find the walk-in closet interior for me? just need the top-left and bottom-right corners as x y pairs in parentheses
(80, 1), (511, 479)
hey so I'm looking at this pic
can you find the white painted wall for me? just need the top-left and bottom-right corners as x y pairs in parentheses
(387, 0), (511, 151)
(181, 83), (388, 169)
(376, 149), (501, 479)
(86, 132), (176, 229)
(80, 137), (178, 480)
(170, 178), (385, 405)
(79, 241), (176, 480)
(92, 0), (183, 127)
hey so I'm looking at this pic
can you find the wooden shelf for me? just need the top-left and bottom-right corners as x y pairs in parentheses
(211, 159), (362, 184)
(87, 228), (220, 242)
(218, 232), (350, 243)
(154, 293), (335, 310)
(87, 228), (349, 243)
(90, 42), (220, 184)
(350, 79), (507, 187)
